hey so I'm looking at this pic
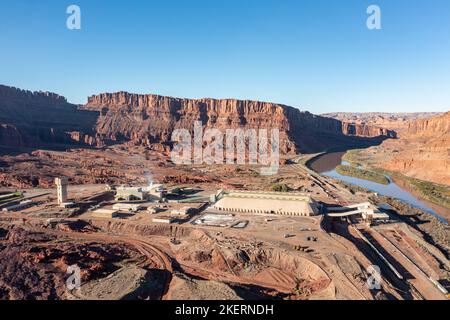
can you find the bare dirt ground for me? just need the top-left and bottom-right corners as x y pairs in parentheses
(0, 144), (448, 300)
(0, 224), (143, 300)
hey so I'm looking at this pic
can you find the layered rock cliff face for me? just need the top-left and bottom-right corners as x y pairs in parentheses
(323, 112), (441, 137)
(0, 85), (394, 154)
(341, 122), (396, 138)
(406, 112), (450, 137)
(0, 124), (26, 147)
(83, 92), (393, 154)
(323, 111), (449, 185)
(383, 112), (450, 185)
(0, 85), (102, 149)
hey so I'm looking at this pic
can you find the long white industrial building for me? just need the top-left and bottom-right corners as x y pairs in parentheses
(213, 190), (320, 216)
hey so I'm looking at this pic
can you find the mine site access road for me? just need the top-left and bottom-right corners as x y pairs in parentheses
(45, 227), (299, 297)
(21, 218), (316, 297)
(287, 158), (351, 205)
(9, 208), (445, 300)
(31, 227), (174, 300)
(7, 216), (402, 299)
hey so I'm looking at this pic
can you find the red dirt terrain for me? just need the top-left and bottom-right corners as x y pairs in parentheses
(0, 225), (142, 300)
(324, 112), (450, 186)
(382, 112), (450, 185)
(1, 85), (448, 301)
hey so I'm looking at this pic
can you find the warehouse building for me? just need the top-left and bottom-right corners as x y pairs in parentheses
(92, 209), (119, 219)
(115, 186), (147, 201)
(114, 184), (167, 202)
(153, 216), (175, 224)
(213, 190), (320, 216)
(112, 203), (144, 212)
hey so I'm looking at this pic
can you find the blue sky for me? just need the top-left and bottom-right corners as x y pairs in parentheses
(0, 0), (449, 113)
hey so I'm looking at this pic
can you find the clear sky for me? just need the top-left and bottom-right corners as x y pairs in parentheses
(0, 0), (449, 113)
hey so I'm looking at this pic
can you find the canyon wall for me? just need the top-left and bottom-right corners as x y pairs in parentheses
(0, 85), (394, 154)
(323, 111), (449, 185)
(323, 112), (439, 138)
(0, 85), (102, 149)
(406, 112), (450, 137)
(383, 112), (450, 185)
(341, 122), (396, 138)
(83, 92), (394, 154)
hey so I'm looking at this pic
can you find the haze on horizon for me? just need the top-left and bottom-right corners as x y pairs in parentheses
(1, 0), (449, 114)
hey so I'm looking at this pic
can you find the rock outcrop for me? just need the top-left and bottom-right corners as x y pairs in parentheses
(83, 91), (393, 154)
(0, 85), (394, 153)
(322, 112), (438, 138)
(0, 85), (101, 149)
(0, 124), (26, 147)
(383, 112), (450, 185)
(406, 112), (450, 136)
(323, 111), (449, 185)
(341, 122), (396, 138)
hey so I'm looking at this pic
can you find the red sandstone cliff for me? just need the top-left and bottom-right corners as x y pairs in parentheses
(83, 92), (394, 154)
(406, 112), (450, 136)
(383, 112), (450, 185)
(0, 85), (395, 153)
(322, 112), (440, 135)
(0, 85), (102, 149)
(341, 122), (396, 138)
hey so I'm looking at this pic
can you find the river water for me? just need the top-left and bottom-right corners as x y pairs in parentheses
(308, 152), (449, 224)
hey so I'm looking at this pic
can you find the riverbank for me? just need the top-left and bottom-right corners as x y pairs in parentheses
(335, 165), (389, 185)
(391, 176), (450, 222)
(343, 149), (450, 210)
(344, 151), (450, 210)
(378, 170), (450, 209)
(307, 151), (450, 223)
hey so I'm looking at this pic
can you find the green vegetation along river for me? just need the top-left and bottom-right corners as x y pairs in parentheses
(308, 151), (449, 224)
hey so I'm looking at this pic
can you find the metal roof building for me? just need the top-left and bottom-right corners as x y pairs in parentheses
(213, 190), (320, 216)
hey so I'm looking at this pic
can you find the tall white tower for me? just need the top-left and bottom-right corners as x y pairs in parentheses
(55, 177), (68, 205)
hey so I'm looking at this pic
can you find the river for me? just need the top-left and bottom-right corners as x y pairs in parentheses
(308, 152), (449, 224)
